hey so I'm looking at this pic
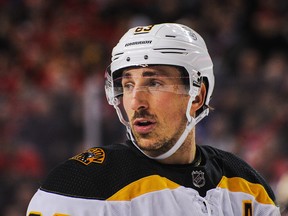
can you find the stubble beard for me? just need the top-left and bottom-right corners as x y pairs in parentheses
(133, 116), (188, 157)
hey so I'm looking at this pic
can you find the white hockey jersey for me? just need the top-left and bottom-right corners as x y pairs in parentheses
(27, 142), (280, 216)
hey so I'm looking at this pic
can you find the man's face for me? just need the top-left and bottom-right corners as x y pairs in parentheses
(121, 65), (190, 157)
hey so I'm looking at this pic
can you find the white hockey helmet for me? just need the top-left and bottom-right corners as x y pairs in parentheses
(105, 23), (214, 159)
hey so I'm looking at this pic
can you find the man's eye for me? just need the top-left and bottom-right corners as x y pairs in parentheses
(149, 80), (162, 88)
(123, 83), (134, 91)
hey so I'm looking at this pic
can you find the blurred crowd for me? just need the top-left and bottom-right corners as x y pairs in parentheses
(0, 0), (287, 215)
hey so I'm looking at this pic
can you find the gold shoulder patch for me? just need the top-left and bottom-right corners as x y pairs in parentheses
(71, 148), (105, 165)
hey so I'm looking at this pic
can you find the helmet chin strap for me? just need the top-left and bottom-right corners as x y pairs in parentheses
(113, 97), (209, 160)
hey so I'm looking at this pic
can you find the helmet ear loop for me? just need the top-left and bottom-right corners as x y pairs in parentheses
(186, 82), (207, 127)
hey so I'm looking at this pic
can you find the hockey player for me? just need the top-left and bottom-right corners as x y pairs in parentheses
(26, 23), (280, 216)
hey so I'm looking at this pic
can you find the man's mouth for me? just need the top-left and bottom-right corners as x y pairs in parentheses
(133, 118), (156, 134)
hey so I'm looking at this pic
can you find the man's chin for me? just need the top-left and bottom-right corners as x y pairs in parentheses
(135, 138), (173, 157)
(136, 139), (156, 150)
(136, 137), (160, 151)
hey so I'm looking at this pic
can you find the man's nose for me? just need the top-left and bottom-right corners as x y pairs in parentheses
(130, 87), (149, 111)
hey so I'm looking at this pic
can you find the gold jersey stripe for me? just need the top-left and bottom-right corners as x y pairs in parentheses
(107, 175), (180, 201)
(217, 176), (275, 205)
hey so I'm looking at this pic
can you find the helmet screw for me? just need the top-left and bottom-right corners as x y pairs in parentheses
(144, 55), (148, 60)
(126, 57), (130, 61)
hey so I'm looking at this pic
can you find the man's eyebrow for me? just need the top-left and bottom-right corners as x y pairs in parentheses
(122, 70), (170, 78)
(142, 71), (163, 77)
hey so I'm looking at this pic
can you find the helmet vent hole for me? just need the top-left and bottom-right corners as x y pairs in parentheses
(165, 35), (176, 38)
(144, 55), (148, 60)
(126, 57), (130, 61)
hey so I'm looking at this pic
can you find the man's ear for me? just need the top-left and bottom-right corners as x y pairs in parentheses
(190, 83), (206, 115)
